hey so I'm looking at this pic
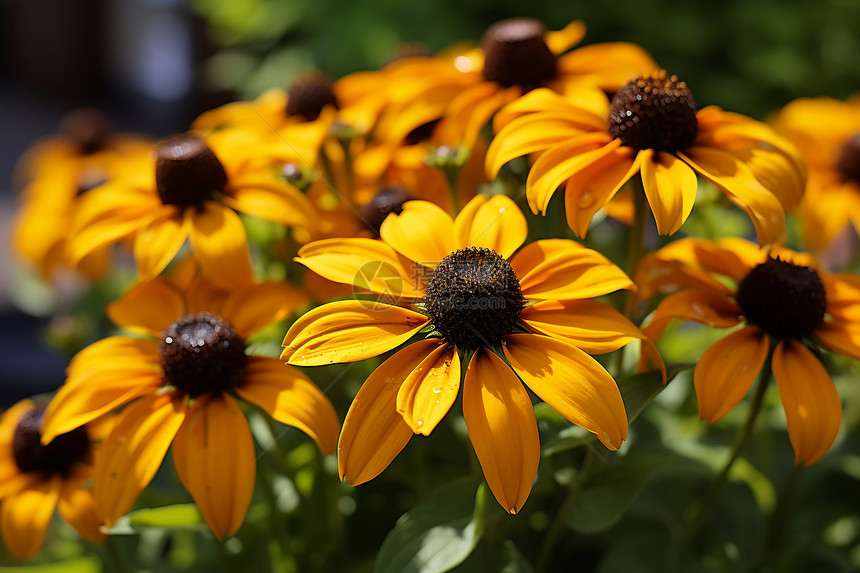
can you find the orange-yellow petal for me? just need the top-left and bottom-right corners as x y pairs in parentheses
(172, 394), (255, 539)
(379, 201), (455, 267)
(134, 209), (190, 281)
(224, 180), (315, 229)
(236, 357), (339, 453)
(219, 281), (311, 339)
(453, 194), (527, 259)
(642, 289), (743, 342)
(772, 340), (842, 465)
(107, 278), (185, 337)
(504, 333), (627, 449)
(462, 347), (539, 514)
(339, 342), (438, 485)
(57, 475), (104, 545)
(510, 239), (634, 301)
(557, 42), (658, 91)
(815, 320), (860, 362)
(640, 150), (699, 236)
(0, 475), (61, 559)
(544, 20), (586, 54)
(295, 238), (424, 298)
(396, 341), (460, 435)
(694, 327), (769, 422)
(188, 201), (254, 288)
(282, 300), (429, 366)
(95, 392), (186, 525)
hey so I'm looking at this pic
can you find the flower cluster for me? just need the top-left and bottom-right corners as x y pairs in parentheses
(6, 15), (860, 570)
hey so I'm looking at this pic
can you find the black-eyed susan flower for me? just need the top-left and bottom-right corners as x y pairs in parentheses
(40, 269), (337, 539)
(637, 238), (860, 464)
(386, 18), (656, 151)
(486, 73), (807, 245)
(282, 195), (661, 513)
(0, 399), (107, 559)
(770, 95), (860, 250)
(12, 109), (151, 279)
(67, 131), (315, 287)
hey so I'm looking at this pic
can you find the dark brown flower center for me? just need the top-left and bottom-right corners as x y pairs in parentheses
(159, 312), (247, 397)
(481, 18), (557, 90)
(609, 72), (698, 153)
(403, 119), (440, 146)
(12, 405), (90, 476)
(837, 132), (860, 186)
(155, 134), (228, 207)
(59, 108), (112, 155)
(286, 73), (339, 121)
(424, 247), (523, 351)
(736, 257), (826, 340)
(360, 186), (415, 235)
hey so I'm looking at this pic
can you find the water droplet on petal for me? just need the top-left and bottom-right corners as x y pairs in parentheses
(578, 192), (595, 208)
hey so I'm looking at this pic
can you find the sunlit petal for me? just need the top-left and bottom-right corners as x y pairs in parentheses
(453, 194), (527, 259)
(642, 289), (743, 341)
(188, 201), (254, 288)
(0, 476), (61, 559)
(640, 150), (698, 236)
(380, 201), (455, 267)
(396, 341), (459, 435)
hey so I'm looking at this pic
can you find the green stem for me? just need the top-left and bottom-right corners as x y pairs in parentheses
(623, 175), (648, 319)
(443, 166), (461, 214)
(104, 535), (131, 573)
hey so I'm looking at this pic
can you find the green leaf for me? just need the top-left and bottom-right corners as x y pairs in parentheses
(106, 503), (204, 533)
(0, 557), (101, 573)
(565, 452), (672, 534)
(619, 363), (694, 423)
(374, 478), (484, 573)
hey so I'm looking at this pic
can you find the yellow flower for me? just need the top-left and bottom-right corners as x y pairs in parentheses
(40, 270), (337, 539)
(637, 238), (860, 464)
(12, 109), (152, 279)
(0, 399), (107, 559)
(67, 132), (315, 287)
(282, 195), (660, 513)
(487, 72), (807, 245)
(380, 18), (657, 148)
(769, 95), (860, 250)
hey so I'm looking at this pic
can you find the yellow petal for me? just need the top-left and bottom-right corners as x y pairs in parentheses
(462, 347), (539, 514)
(453, 194), (527, 259)
(396, 341), (460, 435)
(544, 20), (586, 54)
(680, 147), (786, 246)
(282, 300), (429, 366)
(814, 319), (860, 362)
(58, 475), (104, 545)
(172, 395), (255, 539)
(236, 357), (339, 453)
(219, 281), (311, 339)
(134, 209), (190, 282)
(295, 238), (425, 299)
(188, 202), (254, 288)
(504, 334), (627, 450)
(339, 342), (437, 485)
(107, 278), (186, 337)
(492, 87), (606, 135)
(379, 201), (455, 267)
(640, 150), (699, 236)
(694, 327), (768, 422)
(561, 144), (642, 237)
(823, 274), (860, 322)
(521, 299), (646, 355)
(95, 393), (186, 525)
(510, 239), (634, 300)
(0, 476), (61, 559)
(772, 340), (842, 465)
(641, 289), (743, 342)
(224, 180), (315, 229)
(557, 42), (658, 91)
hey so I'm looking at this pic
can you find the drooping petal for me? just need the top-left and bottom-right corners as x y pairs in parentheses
(188, 201), (254, 288)
(396, 341), (460, 435)
(510, 239), (634, 301)
(107, 278), (186, 337)
(224, 180), (315, 229)
(281, 300), (429, 366)
(822, 274), (860, 322)
(172, 395), (255, 539)
(680, 147), (786, 246)
(772, 340), (842, 465)
(57, 472), (104, 544)
(521, 299), (647, 355)
(95, 392), (186, 525)
(236, 357), (339, 453)
(219, 281), (311, 339)
(339, 341), (439, 485)
(557, 42), (658, 91)
(462, 348), (539, 514)
(504, 334), (627, 449)
(133, 209), (190, 281)
(295, 238), (424, 298)
(379, 201), (455, 268)
(694, 327), (769, 422)
(642, 289), (743, 342)
(0, 476), (61, 559)
(452, 194), (527, 259)
(815, 320), (860, 362)
(640, 150), (699, 236)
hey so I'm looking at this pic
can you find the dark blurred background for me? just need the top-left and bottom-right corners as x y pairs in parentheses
(1, 0), (858, 405)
